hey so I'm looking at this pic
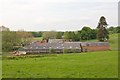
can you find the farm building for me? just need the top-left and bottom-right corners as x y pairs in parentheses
(18, 41), (110, 54)
(65, 42), (110, 52)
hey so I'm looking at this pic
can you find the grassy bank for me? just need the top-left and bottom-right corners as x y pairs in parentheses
(2, 51), (118, 78)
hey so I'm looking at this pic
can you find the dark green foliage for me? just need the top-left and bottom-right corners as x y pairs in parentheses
(108, 26), (115, 34)
(115, 26), (120, 33)
(66, 27), (97, 41)
(63, 31), (78, 41)
(56, 32), (63, 39)
(41, 27), (97, 41)
(108, 26), (120, 34)
(114, 26), (120, 33)
(90, 29), (97, 39)
(77, 27), (97, 40)
(81, 27), (92, 40)
(31, 32), (42, 37)
(97, 16), (109, 42)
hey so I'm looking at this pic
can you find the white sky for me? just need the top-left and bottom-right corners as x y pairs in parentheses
(0, 0), (119, 31)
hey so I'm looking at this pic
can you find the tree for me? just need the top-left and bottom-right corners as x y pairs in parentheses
(2, 31), (33, 52)
(63, 31), (76, 41)
(16, 31), (33, 46)
(97, 16), (109, 42)
(2, 31), (21, 51)
(90, 29), (97, 39)
(80, 27), (93, 40)
(56, 32), (63, 39)
(31, 32), (42, 37)
(69, 31), (76, 41)
(115, 26), (120, 33)
(63, 31), (70, 40)
(74, 31), (81, 41)
(42, 31), (57, 39)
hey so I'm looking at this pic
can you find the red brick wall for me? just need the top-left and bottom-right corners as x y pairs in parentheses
(82, 46), (110, 52)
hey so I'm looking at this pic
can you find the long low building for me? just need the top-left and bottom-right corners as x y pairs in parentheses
(18, 41), (110, 54)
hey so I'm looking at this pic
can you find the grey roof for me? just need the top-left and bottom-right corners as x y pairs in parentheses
(19, 41), (109, 51)
(65, 42), (109, 46)
(23, 42), (81, 50)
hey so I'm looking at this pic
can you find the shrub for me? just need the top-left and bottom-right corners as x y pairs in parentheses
(49, 48), (55, 53)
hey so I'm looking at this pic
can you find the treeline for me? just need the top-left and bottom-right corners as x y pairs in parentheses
(63, 27), (97, 41)
(31, 27), (97, 41)
(31, 26), (119, 41)
(107, 26), (120, 34)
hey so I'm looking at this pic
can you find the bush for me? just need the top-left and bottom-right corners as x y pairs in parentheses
(49, 48), (55, 53)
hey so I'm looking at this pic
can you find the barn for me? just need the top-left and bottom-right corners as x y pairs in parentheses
(18, 42), (81, 54)
(18, 41), (110, 54)
(65, 42), (110, 52)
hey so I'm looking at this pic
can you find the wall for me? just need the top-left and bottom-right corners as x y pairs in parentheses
(82, 46), (110, 52)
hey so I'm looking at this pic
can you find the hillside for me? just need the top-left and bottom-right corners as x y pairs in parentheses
(2, 51), (118, 78)
(109, 33), (118, 51)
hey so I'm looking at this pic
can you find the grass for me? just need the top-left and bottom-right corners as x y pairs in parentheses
(2, 51), (118, 78)
(32, 37), (43, 41)
(109, 33), (119, 51)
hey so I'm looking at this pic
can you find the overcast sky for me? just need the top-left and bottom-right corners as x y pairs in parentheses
(0, 0), (119, 31)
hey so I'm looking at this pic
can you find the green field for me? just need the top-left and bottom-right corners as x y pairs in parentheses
(2, 51), (118, 78)
(109, 34), (118, 51)
(2, 33), (118, 78)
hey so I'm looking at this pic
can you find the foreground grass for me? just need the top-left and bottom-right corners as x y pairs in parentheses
(2, 51), (118, 78)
